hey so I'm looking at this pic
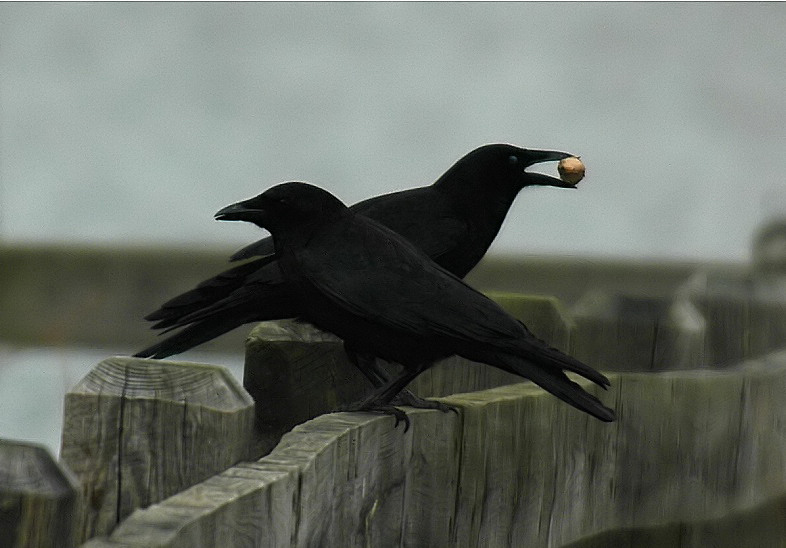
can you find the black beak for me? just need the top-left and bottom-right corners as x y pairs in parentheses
(215, 198), (263, 222)
(523, 149), (573, 165)
(525, 171), (577, 189)
(523, 149), (578, 188)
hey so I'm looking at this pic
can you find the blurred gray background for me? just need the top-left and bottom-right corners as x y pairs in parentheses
(2, 2), (785, 261)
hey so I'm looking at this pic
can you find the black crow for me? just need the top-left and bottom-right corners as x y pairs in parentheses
(136, 145), (576, 359)
(212, 182), (615, 427)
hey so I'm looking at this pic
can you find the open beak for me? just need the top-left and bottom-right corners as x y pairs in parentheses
(523, 149), (577, 188)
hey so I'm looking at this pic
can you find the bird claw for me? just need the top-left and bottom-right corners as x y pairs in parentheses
(391, 390), (458, 414)
(391, 409), (410, 431)
(339, 400), (411, 432)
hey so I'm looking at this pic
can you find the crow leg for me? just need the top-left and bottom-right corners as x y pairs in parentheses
(344, 347), (455, 413)
(344, 346), (390, 386)
(340, 365), (432, 432)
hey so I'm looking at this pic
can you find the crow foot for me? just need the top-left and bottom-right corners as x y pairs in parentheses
(339, 400), (411, 432)
(391, 390), (458, 414)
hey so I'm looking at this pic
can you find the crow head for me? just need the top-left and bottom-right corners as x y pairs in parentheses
(436, 144), (580, 193)
(215, 182), (347, 234)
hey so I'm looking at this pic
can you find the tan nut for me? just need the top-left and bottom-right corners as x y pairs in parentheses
(558, 156), (585, 185)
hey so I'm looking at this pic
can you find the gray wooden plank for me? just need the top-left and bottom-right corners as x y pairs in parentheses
(61, 356), (255, 542)
(0, 440), (79, 548)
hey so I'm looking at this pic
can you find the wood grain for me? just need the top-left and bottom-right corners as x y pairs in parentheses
(60, 356), (254, 542)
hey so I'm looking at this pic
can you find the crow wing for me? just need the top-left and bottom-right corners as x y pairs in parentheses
(295, 214), (608, 388)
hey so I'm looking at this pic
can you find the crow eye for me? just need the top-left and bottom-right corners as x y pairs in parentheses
(508, 155), (519, 165)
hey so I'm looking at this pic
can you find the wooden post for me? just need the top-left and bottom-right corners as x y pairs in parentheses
(0, 440), (79, 548)
(680, 269), (786, 366)
(243, 319), (369, 457)
(59, 356), (255, 543)
(569, 290), (707, 371)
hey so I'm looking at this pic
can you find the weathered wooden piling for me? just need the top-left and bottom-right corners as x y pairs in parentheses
(243, 320), (368, 458)
(570, 291), (707, 371)
(0, 440), (79, 548)
(680, 269), (786, 366)
(82, 350), (786, 547)
(2, 253), (780, 546)
(78, 290), (785, 547)
(59, 357), (255, 542)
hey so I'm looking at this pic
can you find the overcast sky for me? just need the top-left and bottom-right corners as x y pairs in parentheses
(2, 2), (785, 262)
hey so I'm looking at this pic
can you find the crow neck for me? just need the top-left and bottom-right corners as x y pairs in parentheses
(272, 207), (352, 251)
(435, 172), (522, 229)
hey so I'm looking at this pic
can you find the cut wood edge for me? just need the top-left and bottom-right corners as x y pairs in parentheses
(70, 356), (253, 410)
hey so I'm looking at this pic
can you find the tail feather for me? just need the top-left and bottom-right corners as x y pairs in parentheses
(517, 342), (610, 389)
(513, 321), (610, 388)
(479, 352), (615, 422)
(153, 282), (293, 334)
(134, 311), (253, 359)
(144, 256), (277, 327)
